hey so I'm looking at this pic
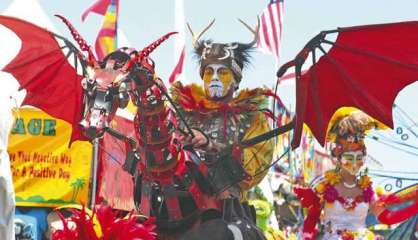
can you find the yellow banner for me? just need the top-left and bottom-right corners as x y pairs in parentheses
(8, 108), (92, 207)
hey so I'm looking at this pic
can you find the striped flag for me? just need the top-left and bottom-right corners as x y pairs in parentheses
(82, 0), (119, 60)
(169, 0), (186, 83)
(169, 47), (185, 83)
(81, 0), (112, 22)
(258, 0), (284, 61)
(94, 0), (119, 60)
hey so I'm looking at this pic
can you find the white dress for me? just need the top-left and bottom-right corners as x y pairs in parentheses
(321, 201), (370, 240)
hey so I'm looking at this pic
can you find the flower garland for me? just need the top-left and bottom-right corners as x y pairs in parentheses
(337, 229), (356, 240)
(337, 228), (379, 240)
(315, 171), (374, 211)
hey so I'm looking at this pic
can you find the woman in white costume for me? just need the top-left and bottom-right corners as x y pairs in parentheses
(294, 111), (418, 240)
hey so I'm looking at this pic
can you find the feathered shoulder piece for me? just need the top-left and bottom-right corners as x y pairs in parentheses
(170, 81), (275, 114)
(51, 204), (156, 240)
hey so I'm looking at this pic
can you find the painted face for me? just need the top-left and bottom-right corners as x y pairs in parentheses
(340, 150), (365, 175)
(203, 63), (235, 99)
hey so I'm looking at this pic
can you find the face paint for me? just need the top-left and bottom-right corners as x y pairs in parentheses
(340, 150), (365, 175)
(203, 63), (235, 99)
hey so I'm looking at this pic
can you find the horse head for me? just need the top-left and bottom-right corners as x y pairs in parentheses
(79, 48), (136, 139)
(78, 42), (175, 140)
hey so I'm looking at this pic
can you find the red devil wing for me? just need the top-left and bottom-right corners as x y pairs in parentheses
(278, 21), (418, 148)
(0, 15), (87, 144)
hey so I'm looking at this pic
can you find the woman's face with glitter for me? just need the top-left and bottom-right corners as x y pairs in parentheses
(340, 150), (365, 175)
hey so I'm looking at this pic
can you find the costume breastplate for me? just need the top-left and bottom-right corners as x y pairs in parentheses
(185, 111), (251, 147)
(181, 111), (253, 196)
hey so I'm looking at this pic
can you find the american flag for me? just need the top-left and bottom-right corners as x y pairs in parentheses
(258, 0), (284, 60)
(169, 0), (186, 83)
(169, 47), (185, 83)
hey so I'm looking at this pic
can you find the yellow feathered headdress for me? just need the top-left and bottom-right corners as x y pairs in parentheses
(327, 108), (387, 157)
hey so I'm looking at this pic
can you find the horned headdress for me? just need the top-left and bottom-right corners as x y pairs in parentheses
(187, 18), (259, 83)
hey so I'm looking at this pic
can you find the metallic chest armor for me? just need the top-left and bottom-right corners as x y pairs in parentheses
(184, 111), (252, 147)
(179, 110), (254, 196)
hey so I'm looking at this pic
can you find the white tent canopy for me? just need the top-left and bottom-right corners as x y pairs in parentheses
(0, 0), (60, 108)
(0, 1), (57, 239)
(2, 0), (58, 31)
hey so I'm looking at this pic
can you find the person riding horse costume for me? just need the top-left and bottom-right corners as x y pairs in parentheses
(171, 19), (276, 239)
(0, 15), (275, 239)
(171, 19), (274, 200)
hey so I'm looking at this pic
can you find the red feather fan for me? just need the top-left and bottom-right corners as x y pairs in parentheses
(52, 204), (157, 240)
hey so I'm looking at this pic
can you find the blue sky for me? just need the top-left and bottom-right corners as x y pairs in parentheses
(1, 0), (417, 191)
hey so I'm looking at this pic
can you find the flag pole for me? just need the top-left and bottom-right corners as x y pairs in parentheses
(89, 138), (99, 208)
(173, 0), (186, 83)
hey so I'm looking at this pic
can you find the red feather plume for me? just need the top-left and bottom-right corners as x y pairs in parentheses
(52, 204), (157, 240)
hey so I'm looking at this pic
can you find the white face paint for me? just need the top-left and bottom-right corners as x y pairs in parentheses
(340, 150), (365, 175)
(203, 63), (236, 99)
(209, 79), (224, 98)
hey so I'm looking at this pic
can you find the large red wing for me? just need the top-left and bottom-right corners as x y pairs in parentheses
(0, 15), (87, 145)
(292, 21), (418, 148)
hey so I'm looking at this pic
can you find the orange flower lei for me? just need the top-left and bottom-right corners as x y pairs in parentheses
(358, 175), (372, 189)
(324, 171), (342, 185)
(318, 170), (374, 210)
(315, 182), (327, 194)
(323, 170), (372, 190)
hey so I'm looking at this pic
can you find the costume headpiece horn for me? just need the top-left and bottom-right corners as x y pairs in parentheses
(55, 15), (99, 68)
(122, 31), (178, 72)
(187, 19), (215, 49)
(237, 16), (260, 47)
